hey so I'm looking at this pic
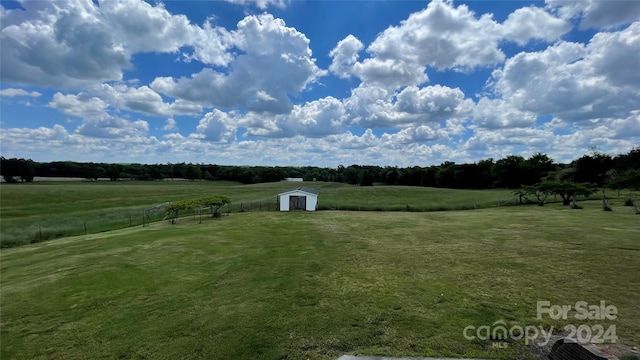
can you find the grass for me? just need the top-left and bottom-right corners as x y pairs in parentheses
(0, 181), (522, 247)
(1, 202), (639, 359)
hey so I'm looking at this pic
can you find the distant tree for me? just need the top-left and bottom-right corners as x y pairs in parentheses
(475, 159), (495, 189)
(525, 153), (556, 184)
(422, 166), (439, 187)
(183, 164), (202, 181)
(343, 166), (361, 185)
(384, 167), (399, 185)
(491, 155), (526, 188)
(544, 166), (576, 183)
(359, 170), (374, 186)
(608, 169), (640, 193)
(572, 148), (615, 186)
(261, 167), (283, 182)
(0, 157), (36, 183)
(436, 162), (456, 188)
(149, 166), (164, 180)
(203, 170), (215, 181)
(615, 147), (640, 171)
(106, 164), (122, 181)
(1, 157), (19, 183)
(20, 159), (36, 182)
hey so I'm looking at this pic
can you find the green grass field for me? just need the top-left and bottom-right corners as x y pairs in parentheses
(1, 198), (639, 359)
(0, 181), (523, 247)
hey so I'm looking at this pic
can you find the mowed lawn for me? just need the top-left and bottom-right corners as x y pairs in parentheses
(0, 181), (518, 247)
(1, 205), (639, 359)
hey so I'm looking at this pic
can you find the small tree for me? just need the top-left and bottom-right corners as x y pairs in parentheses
(545, 181), (598, 205)
(166, 195), (231, 223)
(513, 188), (528, 205)
(521, 183), (553, 206)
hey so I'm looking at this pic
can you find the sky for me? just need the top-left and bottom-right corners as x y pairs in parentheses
(0, 0), (639, 167)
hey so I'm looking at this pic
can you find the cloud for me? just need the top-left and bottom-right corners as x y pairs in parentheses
(353, 59), (428, 88)
(194, 109), (237, 142)
(331, 0), (568, 88)
(345, 84), (473, 128)
(151, 13), (323, 114)
(488, 22), (640, 123)
(0, 88), (42, 98)
(501, 6), (570, 46)
(610, 111), (640, 139)
(546, 0), (640, 29)
(329, 34), (364, 79)
(0, 0), (235, 87)
(163, 118), (177, 131)
(381, 125), (448, 144)
(472, 98), (537, 129)
(50, 84), (203, 118)
(48, 92), (108, 118)
(1, 1), (129, 87)
(241, 96), (347, 138)
(76, 116), (149, 139)
(361, 0), (504, 81)
(1, 117), (636, 167)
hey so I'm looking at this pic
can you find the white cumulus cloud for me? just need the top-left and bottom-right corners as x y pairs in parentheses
(489, 22), (640, 123)
(546, 0), (640, 29)
(0, 88), (42, 97)
(151, 13), (323, 114)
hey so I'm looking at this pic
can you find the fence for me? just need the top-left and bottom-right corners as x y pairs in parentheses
(3, 193), (612, 248)
(1, 203), (171, 248)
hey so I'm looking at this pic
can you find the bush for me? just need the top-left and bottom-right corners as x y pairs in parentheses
(624, 197), (634, 206)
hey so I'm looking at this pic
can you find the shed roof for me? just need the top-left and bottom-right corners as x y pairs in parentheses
(278, 187), (319, 196)
(299, 186), (319, 194)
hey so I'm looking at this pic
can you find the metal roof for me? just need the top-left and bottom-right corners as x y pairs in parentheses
(298, 186), (319, 194)
(278, 187), (319, 196)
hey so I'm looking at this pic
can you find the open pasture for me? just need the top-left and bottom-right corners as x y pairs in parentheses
(0, 181), (520, 247)
(1, 204), (639, 359)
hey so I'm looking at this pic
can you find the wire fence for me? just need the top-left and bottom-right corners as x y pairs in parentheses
(2, 193), (617, 248)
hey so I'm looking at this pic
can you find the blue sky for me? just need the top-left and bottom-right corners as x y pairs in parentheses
(1, 0), (639, 166)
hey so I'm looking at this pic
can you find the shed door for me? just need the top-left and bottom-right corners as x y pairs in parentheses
(289, 195), (306, 210)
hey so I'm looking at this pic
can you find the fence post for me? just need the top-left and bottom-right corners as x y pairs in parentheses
(129, 214), (132, 227)
(39, 225), (42, 242)
(84, 222), (87, 235)
(199, 208), (202, 224)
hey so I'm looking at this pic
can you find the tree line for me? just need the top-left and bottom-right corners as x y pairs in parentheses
(1, 148), (639, 192)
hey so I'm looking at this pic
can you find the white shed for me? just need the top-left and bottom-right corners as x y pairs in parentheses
(278, 187), (318, 211)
